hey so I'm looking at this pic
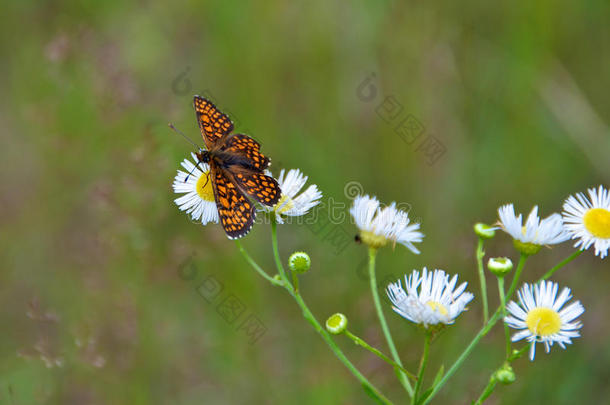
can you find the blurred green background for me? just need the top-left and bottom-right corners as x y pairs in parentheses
(1, 1), (609, 404)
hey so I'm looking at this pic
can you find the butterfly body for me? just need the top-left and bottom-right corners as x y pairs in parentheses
(196, 143), (261, 171)
(192, 96), (281, 239)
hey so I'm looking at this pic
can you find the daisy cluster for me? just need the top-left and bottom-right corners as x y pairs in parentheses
(347, 193), (473, 328)
(172, 148), (608, 363)
(493, 186), (610, 360)
(497, 185), (610, 258)
(169, 96), (610, 403)
(344, 185), (607, 361)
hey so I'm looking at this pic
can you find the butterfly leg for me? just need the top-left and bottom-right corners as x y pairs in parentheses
(201, 171), (211, 189)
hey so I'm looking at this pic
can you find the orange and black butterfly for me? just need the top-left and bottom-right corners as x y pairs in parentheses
(192, 95), (281, 239)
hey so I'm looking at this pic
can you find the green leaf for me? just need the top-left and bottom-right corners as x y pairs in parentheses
(432, 364), (445, 387)
(413, 365), (444, 405)
(415, 388), (433, 405)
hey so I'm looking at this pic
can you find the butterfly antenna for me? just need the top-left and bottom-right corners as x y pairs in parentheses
(184, 159), (204, 183)
(168, 123), (200, 149)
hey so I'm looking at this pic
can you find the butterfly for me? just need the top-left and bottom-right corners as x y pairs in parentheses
(192, 95), (281, 239)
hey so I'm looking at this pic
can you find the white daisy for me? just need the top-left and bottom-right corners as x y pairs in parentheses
(263, 169), (322, 224)
(505, 280), (584, 361)
(386, 268), (473, 328)
(172, 153), (219, 225)
(562, 185), (610, 259)
(498, 204), (569, 254)
(350, 195), (423, 252)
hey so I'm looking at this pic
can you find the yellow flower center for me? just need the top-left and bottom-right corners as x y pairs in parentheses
(275, 194), (294, 214)
(526, 307), (561, 336)
(196, 173), (215, 202)
(583, 208), (610, 238)
(426, 301), (448, 316)
(359, 230), (388, 249)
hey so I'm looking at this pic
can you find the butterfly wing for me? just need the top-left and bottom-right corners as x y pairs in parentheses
(232, 168), (282, 206)
(194, 96), (234, 149)
(224, 134), (271, 170)
(209, 161), (256, 239)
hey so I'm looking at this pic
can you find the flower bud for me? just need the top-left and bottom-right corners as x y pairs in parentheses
(288, 252), (311, 274)
(325, 313), (348, 335)
(494, 364), (516, 385)
(474, 223), (496, 239)
(488, 257), (513, 277)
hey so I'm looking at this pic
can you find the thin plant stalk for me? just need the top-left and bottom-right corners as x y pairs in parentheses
(271, 217), (291, 287)
(474, 346), (529, 404)
(506, 254), (527, 300)
(237, 234), (394, 405)
(497, 276), (511, 358)
(344, 330), (417, 381)
(235, 240), (283, 286)
(290, 291), (393, 404)
(474, 378), (497, 405)
(368, 246), (414, 397)
(476, 238), (489, 323)
(470, 250), (583, 403)
(421, 310), (503, 405)
(422, 256), (529, 404)
(539, 249), (583, 281)
(412, 332), (432, 405)
(291, 270), (300, 293)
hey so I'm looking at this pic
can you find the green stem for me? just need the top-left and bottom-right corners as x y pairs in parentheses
(539, 250), (583, 281)
(472, 249), (581, 403)
(413, 333), (432, 404)
(291, 270), (300, 293)
(368, 247), (414, 397)
(235, 240), (283, 286)
(471, 250), (578, 405)
(344, 330), (418, 381)
(422, 256), (529, 404)
(238, 239), (393, 404)
(474, 378), (497, 405)
(497, 277), (510, 359)
(270, 217), (292, 289)
(476, 238), (489, 323)
(292, 293), (394, 405)
(506, 254), (527, 301)
(421, 310), (502, 405)
(475, 345), (529, 404)
(507, 345), (529, 362)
